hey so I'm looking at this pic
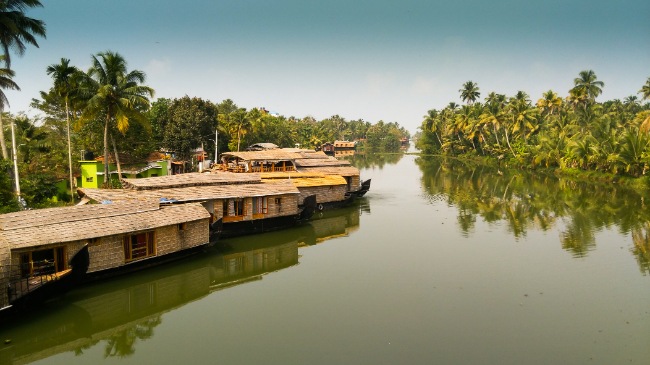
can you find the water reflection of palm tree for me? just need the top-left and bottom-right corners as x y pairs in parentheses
(631, 225), (650, 275)
(103, 317), (162, 358)
(416, 156), (650, 269)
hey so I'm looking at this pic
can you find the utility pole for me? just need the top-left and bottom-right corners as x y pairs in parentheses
(215, 127), (218, 163)
(10, 120), (21, 205)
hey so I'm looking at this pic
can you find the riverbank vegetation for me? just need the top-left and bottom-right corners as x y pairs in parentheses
(416, 72), (650, 185)
(0, 2), (408, 211)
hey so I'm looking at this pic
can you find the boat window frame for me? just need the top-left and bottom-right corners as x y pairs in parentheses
(123, 230), (157, 262)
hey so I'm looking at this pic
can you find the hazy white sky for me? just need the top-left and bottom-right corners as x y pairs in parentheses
(6, 0), (650, 133)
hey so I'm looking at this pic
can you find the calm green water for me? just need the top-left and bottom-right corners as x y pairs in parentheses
(1, 153), (649, 365)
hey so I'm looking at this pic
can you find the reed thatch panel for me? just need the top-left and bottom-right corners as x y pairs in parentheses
(293, 158), (351, 167)
(296, 166), (361, 177)
(222, 149), (330, 162)
(0, 203), (209, 250)
(122, 172), (261, 190)
(262, 174), (347, 188)
(297, 185), (347, 204)
(0, 200), (159, 231)
(80, 181), (299, 204)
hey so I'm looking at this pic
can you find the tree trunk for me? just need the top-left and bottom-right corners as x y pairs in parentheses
(504, 127), (516, 158)
(110, 133), (122, 178)
(103, 115), (110, 187)
(0, 111), (8, 159)
(237, 124), (242, 151)
(65, 98), (74, 203)
(493, 124), (501, 147)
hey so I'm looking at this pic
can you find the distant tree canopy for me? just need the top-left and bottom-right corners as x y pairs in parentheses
(416, 71), (650, 179)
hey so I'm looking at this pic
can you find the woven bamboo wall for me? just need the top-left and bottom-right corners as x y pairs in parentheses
(297, 185), (347, 204)
(86, 219), (208, 274)
(212, 194), (299, 221)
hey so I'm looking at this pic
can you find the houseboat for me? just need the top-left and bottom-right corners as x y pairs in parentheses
(319, 140), (356, 157)
(0, 199), (210, 315)
(218, 146), (371, 208)
(0, 232), (302, 363)
(78, 172), (316, 239)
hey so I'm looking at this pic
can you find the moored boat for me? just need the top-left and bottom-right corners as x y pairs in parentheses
(0, 199), (212, 315)
(219, 145), (370, 209)
(79, 172), (317, 239)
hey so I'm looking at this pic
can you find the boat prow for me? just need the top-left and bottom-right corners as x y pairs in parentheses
(351, 179), (371, 198)
(5, 244), (90, 313)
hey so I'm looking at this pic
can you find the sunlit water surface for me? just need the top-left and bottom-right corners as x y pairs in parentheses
(1, 152), (649, 365)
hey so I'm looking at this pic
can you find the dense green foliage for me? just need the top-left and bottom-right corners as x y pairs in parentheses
(416, 72), (650, 179)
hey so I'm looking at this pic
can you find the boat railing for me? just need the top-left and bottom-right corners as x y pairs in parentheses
(3, 260), (65, 305)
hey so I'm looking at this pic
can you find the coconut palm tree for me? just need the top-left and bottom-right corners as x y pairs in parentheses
(459, 81), (480, 104)
(46, 58), (80, 201)
(0, 55), (19, 160)
(219, 108), (251, 152)
(0, 0), (45, 67)
(79, 51), (154, 187)
(571, 70), (604, 101)
(537, 90), (563, 116)
(639, 77), (650, 100)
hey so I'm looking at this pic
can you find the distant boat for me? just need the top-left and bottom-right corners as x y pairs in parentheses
(219, 145), (370, 210)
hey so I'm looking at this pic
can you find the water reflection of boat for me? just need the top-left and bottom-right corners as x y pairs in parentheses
(0, 205), (363, 364)
(300, 203), (361, 246)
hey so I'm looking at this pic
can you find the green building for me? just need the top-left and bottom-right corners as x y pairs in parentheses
(78, 159), (169, 189)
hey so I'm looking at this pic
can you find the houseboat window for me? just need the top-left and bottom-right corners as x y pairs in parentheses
(85, 177), (94, 182)
(253, 197), (268, 214)
(18, 247), (66, 277)
(123, 231), (156, 262)
(234, 198), (244, 216)
(224, 199), (245, 217)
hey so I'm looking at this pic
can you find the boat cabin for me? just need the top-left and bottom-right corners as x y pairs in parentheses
(0, 200), (210, 310)
(79, 172), (313, 238)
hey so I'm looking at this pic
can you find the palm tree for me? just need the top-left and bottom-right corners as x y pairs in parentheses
(537, 90), (563, 116)
(0, 55), (19, 160)
(79, 51), (154, 187)
(46, 58), (79, 202)
(571, 70), (604, 101)
(0, 0), (46, 67)
(639, 77), (650, 100)
(219, 108), (251, 152)
(459, 81), (480, 104)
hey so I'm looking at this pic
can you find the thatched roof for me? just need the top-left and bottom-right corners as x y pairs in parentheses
(261, 173), (347, 187)
(0, 201), (209, 250)
(246, 142), (279, 151)
(296, 166), (361, 177)
(122, 172), (261, 190)
(80, 180), (299, 204)
(221, 149), (329, 162)
(293, 157), (351, 167)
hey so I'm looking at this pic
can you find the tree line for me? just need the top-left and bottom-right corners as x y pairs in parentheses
(0, 3), (409, 212)
(416, 72), (650, 179)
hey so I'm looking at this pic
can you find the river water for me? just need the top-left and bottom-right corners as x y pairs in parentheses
(1, 152), (649, 364)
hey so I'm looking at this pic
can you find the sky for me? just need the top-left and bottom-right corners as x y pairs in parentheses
(5, 0), (650, 134)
